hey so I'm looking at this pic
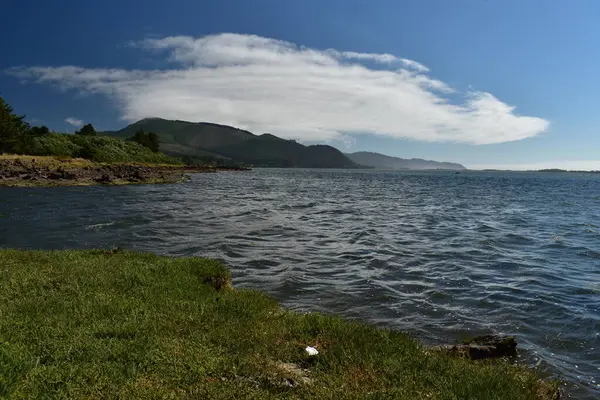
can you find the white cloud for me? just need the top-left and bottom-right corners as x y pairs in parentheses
(337, 51), (399, 65)
(65, 117), (83, 127)
(468, 160), (600, 171)
(399, 58), (430, 73)
(9, 33), (549, 144)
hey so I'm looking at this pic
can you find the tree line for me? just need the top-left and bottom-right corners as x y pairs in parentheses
(0, 96), (166, 161)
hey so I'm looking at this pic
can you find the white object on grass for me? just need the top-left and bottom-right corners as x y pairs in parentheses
(305, 346), (319, 356)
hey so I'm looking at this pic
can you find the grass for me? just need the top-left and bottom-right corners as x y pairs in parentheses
(0, 154), (183, 168)
(0, 250), (558, 399)
(0, 155), (95, 168)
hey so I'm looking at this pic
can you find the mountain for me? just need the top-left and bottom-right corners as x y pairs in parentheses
(102, 118), (359, 168)
(212, 133), (358, 168)
(345, 151), (466, 170)
(104, 118), (254, 158)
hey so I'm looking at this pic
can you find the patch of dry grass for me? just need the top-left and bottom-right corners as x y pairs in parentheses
(0, 154), (94, 168)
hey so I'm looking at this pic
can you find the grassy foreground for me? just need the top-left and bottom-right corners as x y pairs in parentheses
(0, 250), (558, 399)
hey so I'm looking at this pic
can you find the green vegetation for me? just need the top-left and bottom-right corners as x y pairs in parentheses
(22, 134), (179, 164)
(0, 97), (30, 154)
(0, 250), (557, 399)
(129, 129), (160, 153)
(103, 118), (361, 168)
(104, 118), (254, 156)
(0, 97), (179, 164)
(75, 123), (97, 136)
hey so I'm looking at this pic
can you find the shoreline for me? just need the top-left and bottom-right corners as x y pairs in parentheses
(0, 249), (561, 399)
(0, 155), (250, 187)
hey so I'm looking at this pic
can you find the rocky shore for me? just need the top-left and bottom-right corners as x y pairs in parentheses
(0, 156), (250, 187)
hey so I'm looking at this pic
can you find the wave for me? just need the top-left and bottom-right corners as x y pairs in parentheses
(85, 221), (117, 230)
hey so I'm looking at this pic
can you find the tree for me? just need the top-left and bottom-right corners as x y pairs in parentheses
(0, 96), (30, 153)
(129, 129), (160, 152)
(29, 125), (50, 136)
(75, 123), (96, 136)
(147, 132), (160, 153)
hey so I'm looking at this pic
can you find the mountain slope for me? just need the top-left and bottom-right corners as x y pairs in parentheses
(102, 118), (359, 168)
(213, 134), (358, 168)
(346, 151), (465, 170)
(104, 118), (254, 157)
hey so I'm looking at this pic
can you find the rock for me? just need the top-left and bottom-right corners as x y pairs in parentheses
(274, 361), (312, 386)
(463, 335), (517, 358)
(95, 173), (113, 184)
(1, 158), (190, 187)
(431, 335), (517, 360)
(49, 166), (77, 180)
(133, 169), (145, 180)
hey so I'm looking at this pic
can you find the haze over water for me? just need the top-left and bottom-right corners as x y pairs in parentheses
(1, 169), (599, 398)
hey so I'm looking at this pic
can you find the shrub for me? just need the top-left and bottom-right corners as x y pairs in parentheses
(28, 134), (81, 157)
(0, 97), (181, 164)
(70, 135), (179, 164)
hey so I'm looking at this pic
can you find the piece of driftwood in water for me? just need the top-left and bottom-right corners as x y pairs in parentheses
(431, 335), (518, 360)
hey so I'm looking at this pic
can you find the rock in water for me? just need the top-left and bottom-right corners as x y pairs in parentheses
(463, 335), (517, 359)
(431, 335), (518, 360)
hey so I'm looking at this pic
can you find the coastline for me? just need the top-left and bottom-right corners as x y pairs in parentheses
(0, 155), (250, 187)
(0, 249), (561, 399)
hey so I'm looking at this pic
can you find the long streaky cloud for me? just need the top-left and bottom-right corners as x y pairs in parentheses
(8, 33), (549, 144)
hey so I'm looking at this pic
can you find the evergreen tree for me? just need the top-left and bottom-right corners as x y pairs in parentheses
(0, 96), (30, 153)
(147, 132), (160, 153)
(75, 123), (97, 136)
(29, 125), (50, 136)
(130, 129), (160, 152)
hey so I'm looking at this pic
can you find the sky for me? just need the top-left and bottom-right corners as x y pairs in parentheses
(2, 0), (600, 170)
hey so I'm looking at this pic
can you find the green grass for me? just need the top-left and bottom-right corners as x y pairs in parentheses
(0, 250), (558, 399)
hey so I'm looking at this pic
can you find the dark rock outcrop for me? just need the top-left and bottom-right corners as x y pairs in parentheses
(431, 335), (518, 360)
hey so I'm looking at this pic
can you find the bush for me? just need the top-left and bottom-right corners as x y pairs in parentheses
(28, 134), (81, 157)
(11, 132), (181, 164)
(70, 135), (179, 164)
(0, 97), (181, 164)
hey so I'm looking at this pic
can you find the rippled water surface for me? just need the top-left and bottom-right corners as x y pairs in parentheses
(1, 169), (599, 398)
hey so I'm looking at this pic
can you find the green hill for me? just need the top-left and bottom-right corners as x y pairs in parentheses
(105, 118), (254, 158)
(102, 118), (359, 168)
(211, 133), (358, 168)
(345, 151), (466, 170)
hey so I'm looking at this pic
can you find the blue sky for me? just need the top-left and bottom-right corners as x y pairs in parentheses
(2, 0), (599, 169)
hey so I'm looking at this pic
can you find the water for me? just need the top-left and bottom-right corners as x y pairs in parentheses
(1, 169), (599, 398)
